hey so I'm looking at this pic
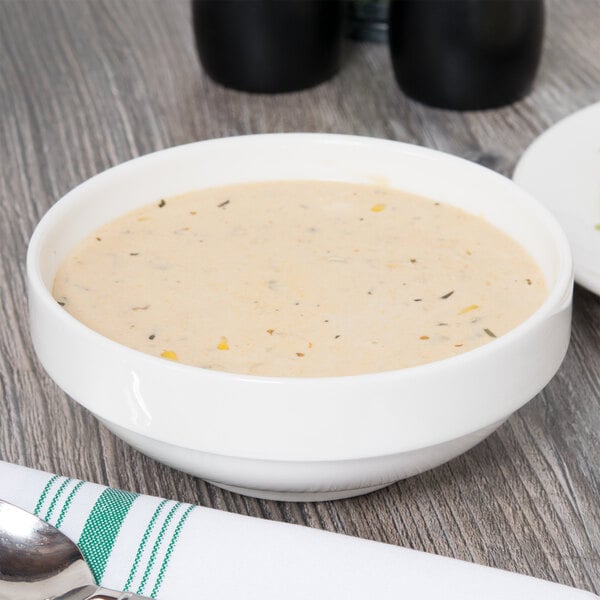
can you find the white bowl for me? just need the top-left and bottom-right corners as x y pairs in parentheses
(27, 134), (573, 501)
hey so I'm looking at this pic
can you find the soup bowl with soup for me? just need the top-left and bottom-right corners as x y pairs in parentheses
(27, 134), (573, 500)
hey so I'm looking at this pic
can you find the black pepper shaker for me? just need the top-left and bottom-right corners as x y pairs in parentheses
(388, 0), (545, 110)
(192, 0), (345, 94)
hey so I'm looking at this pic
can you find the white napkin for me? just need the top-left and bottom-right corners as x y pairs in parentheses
(0, 461), (595, 600)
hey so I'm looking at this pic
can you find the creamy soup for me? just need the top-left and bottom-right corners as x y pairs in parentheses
(53, 181), (546, 377)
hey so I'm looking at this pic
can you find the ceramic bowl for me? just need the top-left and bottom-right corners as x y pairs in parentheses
(27, 134), (573, 501)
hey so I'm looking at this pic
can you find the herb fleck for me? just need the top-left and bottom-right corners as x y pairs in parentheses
(413, 298), (422, 302)
(437, 322), (448, 326)
(410, 258), (417, 263)
(484, 328), (497, 338)
(335, 334), (341, 339)
(129, 252), (139, 256)
(148, 334), (155, 340)
(217, 199), (230, 208)
(526, 278), (532, 285)
(440, 290), (454, 299)
(57, 300), (66, 306)
(96, 237), (102, 242)
(158, 199), (166, 208)
(132, 305), (150, 311)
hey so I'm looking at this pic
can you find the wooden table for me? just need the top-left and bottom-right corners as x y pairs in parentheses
(1, 0), (599, 593)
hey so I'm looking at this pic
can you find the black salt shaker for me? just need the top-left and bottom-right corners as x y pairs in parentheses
(389, 0), (545, 110)
(192, 0), (345, 94)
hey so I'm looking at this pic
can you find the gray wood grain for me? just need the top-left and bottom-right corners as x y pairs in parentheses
(1, 0), (599, 593)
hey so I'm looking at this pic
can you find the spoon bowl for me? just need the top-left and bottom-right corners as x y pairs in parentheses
(0, 499), (148, 600)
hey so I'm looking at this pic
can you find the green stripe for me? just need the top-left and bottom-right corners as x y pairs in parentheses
(44, 478), (72, 521)
(78, 488), (138, 583)
(33, 474), (60, 516)
(151, 504), (195, 598)
(124, 499), (168, 592)
(55, 481), (85, 529)
(136, 502), (181, 595)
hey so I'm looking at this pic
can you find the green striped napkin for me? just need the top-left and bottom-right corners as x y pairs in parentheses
(0, 461), (595, 600)
(18, 468), (192, 598)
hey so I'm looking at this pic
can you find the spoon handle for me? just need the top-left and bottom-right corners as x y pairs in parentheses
(56, 585), (151, 600)
(86, 591), (151, 600)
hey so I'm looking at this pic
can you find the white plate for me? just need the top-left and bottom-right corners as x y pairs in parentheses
(514, 101), (600, 296)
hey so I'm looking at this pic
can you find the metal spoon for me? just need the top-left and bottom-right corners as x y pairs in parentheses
(0, 499), (149, 600)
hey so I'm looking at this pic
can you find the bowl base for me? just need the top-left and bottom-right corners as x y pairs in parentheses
(206, 480), (392, 501)
(99, 416), (509, 503)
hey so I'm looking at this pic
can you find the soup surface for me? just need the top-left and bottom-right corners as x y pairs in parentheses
(53, 181), (546, 376)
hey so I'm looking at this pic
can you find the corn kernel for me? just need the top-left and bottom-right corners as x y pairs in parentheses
(459, 304), (479, 315)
